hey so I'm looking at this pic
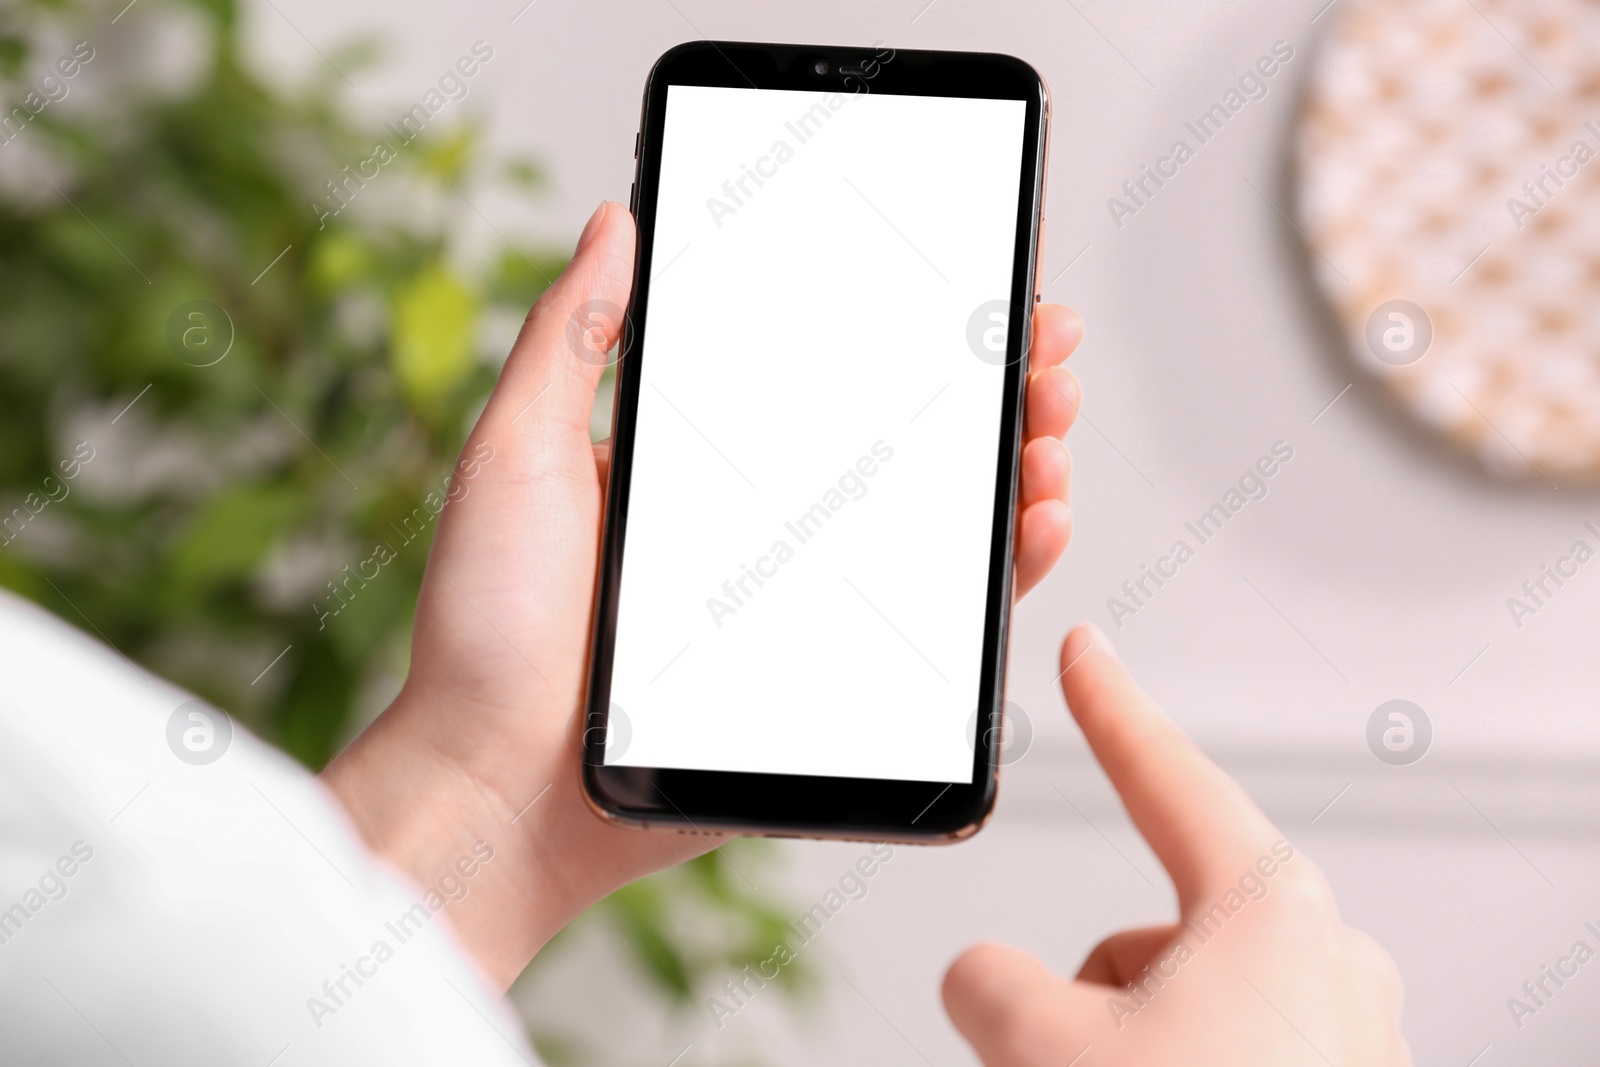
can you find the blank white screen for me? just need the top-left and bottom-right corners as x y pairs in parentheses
(607, 85), (1027, 783)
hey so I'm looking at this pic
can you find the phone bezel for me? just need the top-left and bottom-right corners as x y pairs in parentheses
(582, 40), (1049, 843)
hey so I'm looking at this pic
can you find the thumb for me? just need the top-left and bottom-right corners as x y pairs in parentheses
(485, 200), (636, 448)
(943, 943), (1102, 1066)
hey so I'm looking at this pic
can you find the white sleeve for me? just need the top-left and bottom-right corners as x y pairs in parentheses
(0, 589), (540, 1067)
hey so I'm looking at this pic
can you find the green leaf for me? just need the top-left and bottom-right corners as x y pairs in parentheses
(418, 125), (475, 184)
(503, 158), (545, 191)
(0, 0), (810, 1026)
(605, 881), (694, 1001)
(168, 481), (303, 590)
(528, 1031), (587, 1067)
(485, 246), (563, 308)
(277, 639), (354, 769)
(0, 36), (29, 78)
(309, 229), (371, 292)
(390, 261), (477, 413)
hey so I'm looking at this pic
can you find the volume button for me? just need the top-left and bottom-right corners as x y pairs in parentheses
(1035, 216), (1045, 303)
(629, 182), (637, 213)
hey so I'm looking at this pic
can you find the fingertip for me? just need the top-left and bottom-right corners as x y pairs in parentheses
(550, 200), (636, 351)
(1019, 435), (1070, 506)
(573, 200), (608, 256)
(1022, 497), (1071, 550)
(1030, 304), (1085, 368)
(945, 943), (1094, 1064)
(1084, 622), (1119, 660)
(491, 202), (637, 436)
(1057, 368), (1082, 418)
(941, 943), (983, 1010)
(1024, 365), (1081, 440)
(584, 200), (637, 281)
(1056, 304), (1084, 345)
(1056, 623), (1128, 726)
(943, 942), (1048, 1017)
(1059, 623), (1106, 674)
(1015, 499), (1072, 598)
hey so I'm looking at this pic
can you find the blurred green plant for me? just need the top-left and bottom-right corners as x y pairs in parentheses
(0, 0), (807, 1049)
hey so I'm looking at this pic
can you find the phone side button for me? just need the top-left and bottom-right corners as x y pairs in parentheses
(629, 182), (637, 213)
(634, 131), (641, 158)
(1035, 215), (1046, 303)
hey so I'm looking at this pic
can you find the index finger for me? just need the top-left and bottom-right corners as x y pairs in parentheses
(1057, 624), (1285, 907)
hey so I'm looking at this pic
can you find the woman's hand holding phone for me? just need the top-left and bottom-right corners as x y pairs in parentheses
(942, 626), (1412, 1067)
(321, 201), (1085, 990)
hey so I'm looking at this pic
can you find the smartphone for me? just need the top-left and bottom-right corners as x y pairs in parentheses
(581, 40), (1049, 843)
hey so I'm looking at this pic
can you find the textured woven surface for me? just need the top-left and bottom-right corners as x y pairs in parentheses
(1298, 0), (1600, 481)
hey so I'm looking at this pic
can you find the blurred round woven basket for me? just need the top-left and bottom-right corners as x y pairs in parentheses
(1298, 0), (1600, 482)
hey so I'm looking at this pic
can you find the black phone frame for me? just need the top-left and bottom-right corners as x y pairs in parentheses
(581, 40), (1050, 843)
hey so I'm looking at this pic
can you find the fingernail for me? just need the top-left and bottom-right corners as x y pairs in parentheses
(575, 201), (609, 256)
